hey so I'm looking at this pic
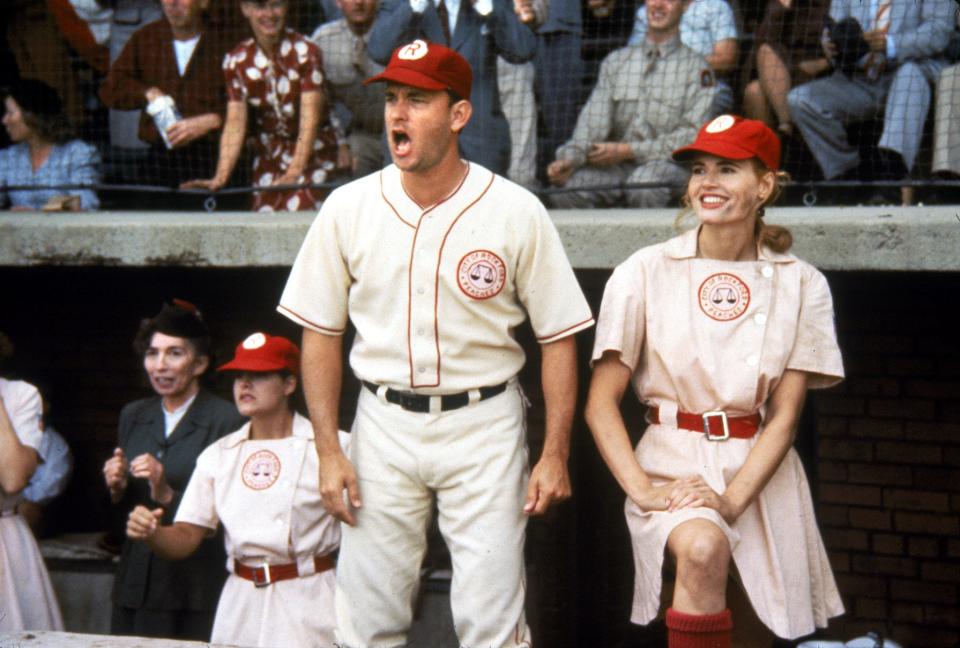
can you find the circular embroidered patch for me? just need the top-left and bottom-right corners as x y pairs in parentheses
(705, 114), (735, 133)
(457, 250), (506, 300)
(698, 272), (750, 321)
(241, 450), (281, 490)
(398, 40), (428, 60)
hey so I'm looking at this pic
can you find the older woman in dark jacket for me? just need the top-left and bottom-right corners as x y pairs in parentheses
(102, 300), (243, 640)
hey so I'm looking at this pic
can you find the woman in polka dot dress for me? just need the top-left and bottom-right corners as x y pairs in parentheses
(184, 0), (343, 212)
(586, 115), (845, 648)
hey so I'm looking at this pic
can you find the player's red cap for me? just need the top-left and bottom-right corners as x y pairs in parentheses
(672, 114), (781, 171)
(364, 39), (472, 101)
(218, 333), (300, 375)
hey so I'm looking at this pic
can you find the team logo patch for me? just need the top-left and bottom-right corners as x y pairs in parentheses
(457, 250), (506, 300)
(241, 450), (281, 490)
(398, 40), (428, 60)
(698, 272), (750, 321)
(705, 114), (735, 133)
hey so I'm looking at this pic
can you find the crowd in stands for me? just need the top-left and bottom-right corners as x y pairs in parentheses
(1, 0), (960, 211)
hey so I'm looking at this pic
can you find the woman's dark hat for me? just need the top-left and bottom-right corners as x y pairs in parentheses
(152, 299), (209, 339)
(4, 78), (63, 119)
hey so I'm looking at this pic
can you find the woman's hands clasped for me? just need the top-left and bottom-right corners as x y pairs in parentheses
(630, 476), (740, 524)
(103, 448), (174, 505)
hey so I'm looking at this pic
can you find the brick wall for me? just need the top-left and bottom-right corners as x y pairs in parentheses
(815, 272), (960, 648)
(1, 266), (957, 647)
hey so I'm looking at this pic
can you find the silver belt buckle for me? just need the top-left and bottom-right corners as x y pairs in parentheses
(702, 411), (730, 441)
(253, 562), (272, 588)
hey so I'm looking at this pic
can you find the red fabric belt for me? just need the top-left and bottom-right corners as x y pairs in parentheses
(648, 407), (761, 440)
(234, 554), (336, 587)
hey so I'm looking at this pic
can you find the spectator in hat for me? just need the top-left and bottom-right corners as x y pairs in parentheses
(1, 79), (101, 211)
(99, 0), (230, 205)
(127, 333), (349, 648)
(366, 0), (538, 175)
(103, 299), (244, 641)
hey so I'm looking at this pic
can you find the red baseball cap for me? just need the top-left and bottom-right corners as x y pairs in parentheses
(364, 39), (472, 101)
(672, 114), (781, 171)
(218, 333), (300, 375)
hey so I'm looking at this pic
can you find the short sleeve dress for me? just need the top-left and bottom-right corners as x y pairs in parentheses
(591, 227), (845, 640)
(0, 378), (64, 631)
(222, 29), (340, 213)
(175, 412), (349, 648)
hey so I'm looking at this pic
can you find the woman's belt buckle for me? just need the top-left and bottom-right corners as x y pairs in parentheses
(702, 411), (730, 441)
(253, 562), (274, 588)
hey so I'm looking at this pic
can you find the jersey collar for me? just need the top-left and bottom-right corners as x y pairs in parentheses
(666, 225), (796, 263)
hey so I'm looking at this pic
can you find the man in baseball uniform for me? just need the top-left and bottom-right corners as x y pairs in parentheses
(278, 40), (593, 648)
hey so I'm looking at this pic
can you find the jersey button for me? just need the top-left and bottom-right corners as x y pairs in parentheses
(418, 367), (426, 374)
(761, 265), (773, 278)
(417, 287), (425, 295)
(417, 328), (424, 336)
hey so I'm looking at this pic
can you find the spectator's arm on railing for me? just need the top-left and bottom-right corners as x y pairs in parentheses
(181, 100), (247, 192)
(69, 140), (102, 210)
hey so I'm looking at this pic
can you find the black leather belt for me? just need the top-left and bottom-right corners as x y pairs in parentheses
(362, 380), (508, 413)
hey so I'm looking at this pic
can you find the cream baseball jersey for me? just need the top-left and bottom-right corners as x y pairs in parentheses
(175, 413), (347, 565)
(279, 162), (594, 394)
(592, 226), (844, 416)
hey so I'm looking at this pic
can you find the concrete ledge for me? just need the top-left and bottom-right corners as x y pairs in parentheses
(1, 207), (957, 271)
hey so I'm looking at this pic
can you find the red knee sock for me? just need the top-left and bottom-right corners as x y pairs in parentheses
(665, 608), (733, 648)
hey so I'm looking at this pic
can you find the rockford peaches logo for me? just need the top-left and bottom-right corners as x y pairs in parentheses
(457, 250), (506, 300)
(241, 450), (281, 490)
(698, 272), (750, 321)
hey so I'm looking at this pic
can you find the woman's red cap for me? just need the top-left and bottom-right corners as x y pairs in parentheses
(218, 333), (300, 375)
(672, 114), (781, 171)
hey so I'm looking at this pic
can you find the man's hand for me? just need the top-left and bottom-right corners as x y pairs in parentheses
(547, 159), (575, 186)
(145, 87), (165, 103)
(587, 142), (632, 167)
(862, 29), (888, 54)
(103, 447), (129, 501)
(129, 453), (173, 505)
(127, 505), (163, 540)
(166, 114), (220, 148)
(318, 449), (362, 526)
(523, 453), (571, 516)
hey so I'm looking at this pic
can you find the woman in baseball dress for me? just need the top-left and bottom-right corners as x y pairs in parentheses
(585, 114), (845, 647)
